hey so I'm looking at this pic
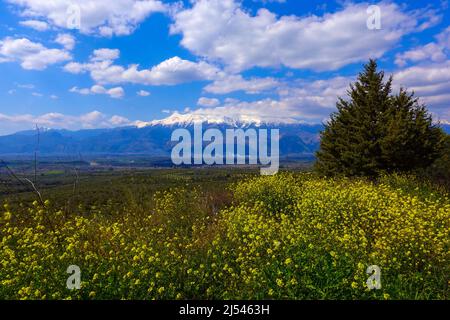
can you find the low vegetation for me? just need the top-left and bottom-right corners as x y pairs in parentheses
(1, 172), (448, 299)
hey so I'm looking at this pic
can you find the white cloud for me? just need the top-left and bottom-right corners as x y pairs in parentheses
(224, 97), (239, 104)
(148, 75), (353, 126)
(109, 115), (131, 126)
(7, 0), (167, 36)
(69, 87), (90, 95)
(137, 90), (151, 97)
(55, 33), (76, 50)
(0, 110), (133, 134)
(197, 97), (220, 107)
(19, 20), (49, 31)
(277, 76), (351, 110)
(31, 92), (43, 97)
(393, 60), (450, 120)
(121, 57), (220, 85)
(395, 27), (450, 66)
(204, 74), (280, 94)
(91, 48), (120, 61)
(63, 61), (88, 74)
(395, 43), (447, 67)
(90, 85), (108, 94)
(150, 99), (313, 125)
(171, 0), (437, 72)
(0, 37), (71, 70)
(64, 51), (220, 86)
(70, 85), (125, 99)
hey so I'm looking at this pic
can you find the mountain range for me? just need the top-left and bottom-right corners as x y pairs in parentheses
(0, 120), (323, 157)
(0, 117), (448, 158)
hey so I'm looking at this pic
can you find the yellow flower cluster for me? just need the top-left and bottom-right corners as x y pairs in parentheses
(0, 174), (448, 299)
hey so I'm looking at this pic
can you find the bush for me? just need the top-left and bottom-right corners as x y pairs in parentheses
(231, 173), (305, 215)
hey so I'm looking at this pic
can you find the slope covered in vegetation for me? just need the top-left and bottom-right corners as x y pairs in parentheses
(1, 172), (448, 299)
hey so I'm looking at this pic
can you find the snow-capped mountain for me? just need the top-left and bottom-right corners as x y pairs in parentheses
(0, 119), (323, 156)
(136, 112), (305, 128)
(0, 116), (447, 157)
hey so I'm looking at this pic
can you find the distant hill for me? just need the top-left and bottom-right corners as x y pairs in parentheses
(0, 122), (324, 157)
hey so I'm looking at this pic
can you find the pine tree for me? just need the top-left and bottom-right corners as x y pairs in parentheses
(315, 60), (444, 177)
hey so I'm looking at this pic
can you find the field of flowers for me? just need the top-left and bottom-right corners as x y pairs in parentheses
(0, 172), (448, 299)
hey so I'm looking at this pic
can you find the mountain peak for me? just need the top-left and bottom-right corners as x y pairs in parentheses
(135, 111), (303, 128)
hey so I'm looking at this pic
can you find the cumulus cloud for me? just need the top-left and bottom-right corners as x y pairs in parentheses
(19, 20), (49, 31)
(395, 27), (450, 66)
(277, 76), (351, 110)
(109, 115), (131, 126)
(106, 87), (125, 99)
(393, 60), (450, 120)
(120, 57), (220, 85)
(0, 37), (71, 70)
(91, 48), (120, 61)
(147, 75), (353, 126)
(55, 33), (76, 50)
(6, 0), (167, 36)
(64, 49), (220, 86)
(149, 99), (317, 125)
(0, 111), (133, 135)
(171, 0), (438, 72)
(197, 97), (220, 107)
(395, 43), (447, 67)
(70, 85), (125, 99)
(204, 74), (280, 94)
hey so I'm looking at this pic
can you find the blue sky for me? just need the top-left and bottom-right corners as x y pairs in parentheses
(0, 0), (449, 135)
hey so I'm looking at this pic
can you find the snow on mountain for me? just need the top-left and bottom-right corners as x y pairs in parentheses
(136, 111), (304, 128)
